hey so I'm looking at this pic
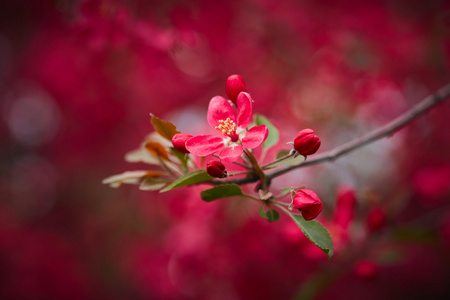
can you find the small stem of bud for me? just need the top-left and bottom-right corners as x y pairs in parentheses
(268, 201), (290, 207)
(261, 150), (296, 169)
(227, 171), (251, 177)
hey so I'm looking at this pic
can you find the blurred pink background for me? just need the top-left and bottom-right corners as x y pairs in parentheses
(1, 0), (450, 299)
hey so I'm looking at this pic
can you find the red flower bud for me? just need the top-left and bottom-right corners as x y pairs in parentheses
(334, 187), (357, 231)
(172, 133), (193, 153)
(292, 189), (323, 220)
(293, 129), (321, 156)
(226, 74), (247, 105)
(366, 207), (386, 233)
(206, 161), (227, 178)
(354, 260), (379, 280)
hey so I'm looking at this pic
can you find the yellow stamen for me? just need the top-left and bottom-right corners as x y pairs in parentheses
(215, 118), (236, 136)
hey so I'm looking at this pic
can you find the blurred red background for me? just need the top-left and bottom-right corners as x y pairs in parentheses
(1, 0), (450, 299)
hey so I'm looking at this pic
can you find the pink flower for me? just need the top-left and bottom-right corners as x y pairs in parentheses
(186, 92), (268, 162)
(226, 74), (247, 105)
(172, 133), (193, 153)
(292, 189), (323, 220)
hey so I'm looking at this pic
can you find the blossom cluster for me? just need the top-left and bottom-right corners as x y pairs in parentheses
(103, 75), (329, 257)
(170, 75), (324, 220)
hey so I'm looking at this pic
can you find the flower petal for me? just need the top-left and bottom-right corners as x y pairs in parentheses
(207, 96), (236, 129)
(185, 135), (226, 157)
(219, 145), (244, 162)
(241, 125), (268, 149)
(236, 92), (252, 132)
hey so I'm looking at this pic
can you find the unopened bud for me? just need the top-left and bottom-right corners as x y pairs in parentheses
(292, 189), (323, 220)
(206, 161), (227, 178)
(172, 133), (193, 153)
(226, 74), (247, 105)
(334, 187), (357, 230)
(354, 260), (379, 280)
(366, 207), (386, 232)
(293, 129), (321, 156)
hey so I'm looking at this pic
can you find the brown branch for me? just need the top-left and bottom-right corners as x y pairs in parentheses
(207, 83), (450, 186)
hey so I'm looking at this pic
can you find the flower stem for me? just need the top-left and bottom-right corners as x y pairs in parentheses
(261, 151), (295, 169)
(227, 171), (252, 177)
(244, 149), (268, 193)
(269, 200), (290, 207)
(274, 202), (295, 216)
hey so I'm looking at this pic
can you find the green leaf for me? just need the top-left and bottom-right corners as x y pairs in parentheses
(150, 114), (179, 141)
(258, 206), (280, 222)
(258, 206), (266, 218)
(201, 184), (244, 202)
(285, 211), (334, 259)
(276, 149), (290, 159)
(267, 209), (280, 222)
(160, 170), (212, 192)
(254, 114), (279, 150)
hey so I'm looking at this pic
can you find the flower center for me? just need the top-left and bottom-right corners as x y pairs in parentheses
(215, 118), (236, 136)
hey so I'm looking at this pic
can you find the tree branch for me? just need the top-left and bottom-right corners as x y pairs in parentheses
(267, 83), (450, 179)
(207, 83), (450, 186)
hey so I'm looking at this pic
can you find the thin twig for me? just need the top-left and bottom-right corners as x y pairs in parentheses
(266, 83), (450, 180)
(206, 83), (450, 186)
(269, 201), (290, 207)
(227, 171), (253, 177)
(261, 151), (295, 169)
